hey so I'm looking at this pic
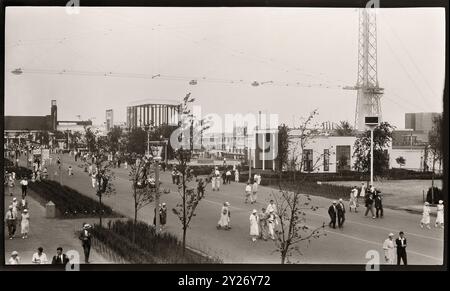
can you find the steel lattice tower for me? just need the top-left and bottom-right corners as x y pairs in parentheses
(353, 8), (384, 130)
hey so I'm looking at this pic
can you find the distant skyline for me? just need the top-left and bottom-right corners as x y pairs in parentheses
(5, 7), (445, 129)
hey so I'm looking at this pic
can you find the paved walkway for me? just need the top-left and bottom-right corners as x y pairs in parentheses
(4, 185), (110, 265)
(11, 154), (444, 265)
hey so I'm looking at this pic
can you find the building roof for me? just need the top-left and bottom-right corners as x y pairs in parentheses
(128, 98), (180, 107)
(4, 116), (51, 131)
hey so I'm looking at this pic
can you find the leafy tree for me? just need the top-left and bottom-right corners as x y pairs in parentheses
(395, 156), (406, 168)
(428, 115), (443, 201)
(107, 126), (123, 154)
(272, 110), (328, 263)
(170, 93), (210, 255)
(126, 127), (147, 155)
(353, 122), (395, 175)
(276, 124), (291, 183)
(335, 120), (354, 136)
(35, 131), (50, 146)
(271, 189), (325, 264)
(83, 127), (116, 226)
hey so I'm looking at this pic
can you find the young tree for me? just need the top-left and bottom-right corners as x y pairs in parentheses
(126, 127), (147, 155)
(129, 157), (157, 243)
(289, 109), (321, 181)
(353, 122), (395, 175)
(271, 189), (325, 264)
(271, 110), (329, 263)
(335, 120), (355, 136)
(170, 93), (210, 255)
(83, 127), (116, 226)
(395, 156), (406, 168)
(276, 124), (291, 183)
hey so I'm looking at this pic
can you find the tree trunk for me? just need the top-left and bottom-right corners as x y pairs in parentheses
(182, 179), (187, 256)
(133, 198), (137, 244)
(182, 226), (187, 257)
(431, 159), (436, 204)
(99, 194), (103, 227)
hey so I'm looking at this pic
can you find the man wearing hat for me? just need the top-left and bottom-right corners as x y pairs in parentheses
(395, 231), (407, 265)
(435, 200), (444, 228)
(52, 247), (70, 265)
(8, 251), (20, 265)
(420, 202), (431, 229)
(79, 223), (92, 263)
(337, 198), (346, 229)
(5, 205), (17, 239)
(328, 201), (338, 229)
(160, 202), (168, 230)
(383, 233), (396, 264)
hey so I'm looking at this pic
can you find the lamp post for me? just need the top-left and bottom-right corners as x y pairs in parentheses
(370, 127), (374, 187)
(365, 116), (379, 188)
(150, 146), (161, 233)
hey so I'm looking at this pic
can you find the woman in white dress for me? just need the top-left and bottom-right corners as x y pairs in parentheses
(249, 209), (259, 242)
(21, 209), (30, 239)
(234, 169), (239, 182)
(349, 186), (358, 213)
(435, 200), (444, 228)
(217, 202), (231, 230)
(383, 233), (396, 264)
(420, 202), (431, 229)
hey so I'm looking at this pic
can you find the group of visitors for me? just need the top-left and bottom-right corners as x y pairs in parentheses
(5, 196), (30, 240)
(249, 200), (278, 242)
(420, 200), (444, 229)
(382, 231), (408, 265)
(8, 246), (71, 265)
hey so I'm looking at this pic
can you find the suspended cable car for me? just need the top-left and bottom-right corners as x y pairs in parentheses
(11, 68), (23, 75)
(251, 81), (260, 87)
(189, 79), (197, 85)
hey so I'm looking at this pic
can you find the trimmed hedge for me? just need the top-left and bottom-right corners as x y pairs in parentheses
(268, 181), (354, 200)
(4, 165), (33, 180)
(28, 180), (117, 218)
(426, 187), (444, 204)
(91, 220), (222, 264)
(239, 168), (441, 184)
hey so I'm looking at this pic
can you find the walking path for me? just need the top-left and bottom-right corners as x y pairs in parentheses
(4, 185), (110, 265)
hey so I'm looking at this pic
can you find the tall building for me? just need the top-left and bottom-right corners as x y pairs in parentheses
(106, 109), (114, 131)
(126, 99), (181, 128)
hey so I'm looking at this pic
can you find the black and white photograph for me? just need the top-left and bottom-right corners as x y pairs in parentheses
(1, 0), (447, 273)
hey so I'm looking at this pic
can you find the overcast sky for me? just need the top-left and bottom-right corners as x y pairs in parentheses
(4, 7), (445, 129)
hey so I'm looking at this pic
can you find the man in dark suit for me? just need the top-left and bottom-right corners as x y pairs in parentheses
(374, 190), (384, 218)
(337, 199), (346, 228)
(328, 201), (338, 229)
(79, 223), (92, 263)
(52, 247), (69, 265)
(396, 231), (407, 265)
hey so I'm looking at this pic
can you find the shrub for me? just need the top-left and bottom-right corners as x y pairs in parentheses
(426, 187), (443, 204)
(91, 220), (222, 264)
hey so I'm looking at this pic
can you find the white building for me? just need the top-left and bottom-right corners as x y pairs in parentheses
(288, 132), (357, 173)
